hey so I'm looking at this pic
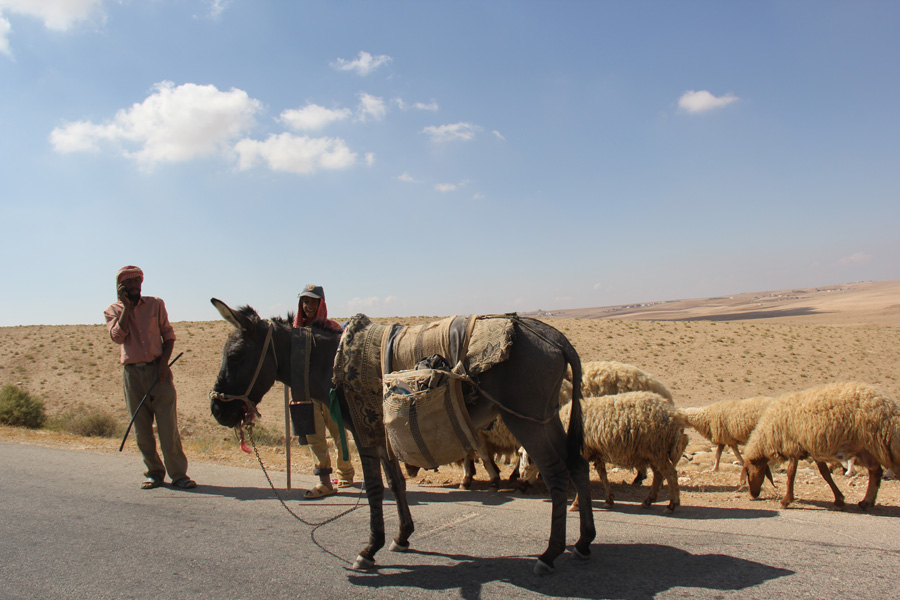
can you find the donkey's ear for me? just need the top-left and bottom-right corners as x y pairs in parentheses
(211, 298), (250, 331)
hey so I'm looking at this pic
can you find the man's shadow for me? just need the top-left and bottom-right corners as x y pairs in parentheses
(347, 544), (793, 600)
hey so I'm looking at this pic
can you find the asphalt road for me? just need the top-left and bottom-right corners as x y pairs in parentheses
(2, 442), (899, 600)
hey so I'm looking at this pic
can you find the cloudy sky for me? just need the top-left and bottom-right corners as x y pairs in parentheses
(1, 1), (898, 326)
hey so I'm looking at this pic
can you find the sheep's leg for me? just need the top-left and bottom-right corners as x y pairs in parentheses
(730, 445), (744, 466)
(630, 467), (647, 487)
(643, 465), (663, 507)
(381, 451), (415, 552)
(814, 460), (845, 509)
(481, 453), (502, 488)
(353, 445), (387, 569)
(460, 454), (476, 490)
(508, 453), (522, 483)
(713, 444), (725, 471)
(660, 459), (681, 512)
(597, 460), (614, 506)
(855, 451), (883, 510)
(781, 458), (799, 508)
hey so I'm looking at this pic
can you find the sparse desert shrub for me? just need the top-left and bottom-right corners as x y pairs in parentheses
(0, 384), (47, 429)
(249, 423), (285, 446)
(49, 407), (121, 438)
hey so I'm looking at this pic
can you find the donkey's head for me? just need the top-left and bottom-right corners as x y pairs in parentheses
(209, 298), (281, 428)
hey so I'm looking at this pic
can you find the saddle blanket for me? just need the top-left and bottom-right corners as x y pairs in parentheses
(333, 314), (515, 448)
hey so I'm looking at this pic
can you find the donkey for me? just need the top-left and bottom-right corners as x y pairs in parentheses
(209, 298), (595, 575)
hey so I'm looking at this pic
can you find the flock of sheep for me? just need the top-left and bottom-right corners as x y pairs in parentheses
(458, 361), (900, 512)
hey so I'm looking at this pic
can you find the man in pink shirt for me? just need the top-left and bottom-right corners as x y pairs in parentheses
(104, 265), (196, 490)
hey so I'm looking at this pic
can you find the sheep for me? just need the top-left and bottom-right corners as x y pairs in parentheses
(523, 391), (689, 512)
(456, 416), (522, 489)
(680, 395), (775, 471)
(473, 360), (674, 490)
(742, 382), (900, 510)
(559, 360), (673, 404)
(555, 361), (674, 487)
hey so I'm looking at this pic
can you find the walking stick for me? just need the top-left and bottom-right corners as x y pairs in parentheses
(118, 352), (183, 452)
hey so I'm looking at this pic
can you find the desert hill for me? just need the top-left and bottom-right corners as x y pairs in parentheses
(526, 279), (900, 325)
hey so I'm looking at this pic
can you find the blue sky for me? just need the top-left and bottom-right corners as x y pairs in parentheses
(2, 1), (898, 326)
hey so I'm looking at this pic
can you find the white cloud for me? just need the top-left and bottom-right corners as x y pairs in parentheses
(473, 193), (484, 201)
(0, 0), (105, 31)
(332, 50), (392, 76)
(394, 98), (439, 112)
(357, 92), (386, 122)
(280, 103), (351, 131)
(50, 81), (261, 166)
(206, 0), (229, 19)
(1, 0), (106, 56)
(435, 180), (468, 192)
(365, 152), (375, 166)
(1, 15), (13, 56)
(678, 90), (739, 114)
(234, 132), (356, 175)
(491, 130), (505, 141)
(422, 121), (482, 143)
(397, 172), (417, 183)
(837, 252), (873, 266)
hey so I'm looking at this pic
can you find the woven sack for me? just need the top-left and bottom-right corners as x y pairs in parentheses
(383, 368), (482, 469)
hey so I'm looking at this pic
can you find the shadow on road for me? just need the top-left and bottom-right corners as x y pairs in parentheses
(347, 544), (793, 600)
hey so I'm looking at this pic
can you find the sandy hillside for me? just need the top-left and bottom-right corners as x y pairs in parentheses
(2, 280), (900, 512)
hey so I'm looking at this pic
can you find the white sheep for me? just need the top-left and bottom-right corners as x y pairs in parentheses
(559, 360), (673, 404)
(680, 395), (774, 471)
(456, 416), (522, 489)
(557, 360), (673, 487)
(471, 360), (674, 490)
(524, 391), (688, 512)
(742, 382), (900, 510)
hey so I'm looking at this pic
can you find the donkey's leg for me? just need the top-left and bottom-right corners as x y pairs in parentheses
(504, 416), (571, 574)
(352, 445), (386, 570)
(381, 453), (415, 551)
(568, 450), (595, 560)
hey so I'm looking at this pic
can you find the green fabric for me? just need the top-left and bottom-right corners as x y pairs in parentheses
(329, 388), (350, 461)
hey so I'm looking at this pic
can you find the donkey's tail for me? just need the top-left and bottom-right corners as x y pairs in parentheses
(559, 335), (585, 465)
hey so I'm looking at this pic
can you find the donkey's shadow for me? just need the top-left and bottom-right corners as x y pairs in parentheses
(347, 544), (793, 600)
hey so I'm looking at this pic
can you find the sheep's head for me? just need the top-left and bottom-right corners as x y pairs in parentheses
(742, 458), (772, 498)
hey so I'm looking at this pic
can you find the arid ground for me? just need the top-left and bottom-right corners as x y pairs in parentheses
(3, 279), (899, 514)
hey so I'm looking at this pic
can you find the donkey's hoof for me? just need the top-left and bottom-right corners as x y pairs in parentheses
(533, 559), (555, 575)
(571, 546), (590, 561)
(352, 555), (376, 570)
(389, 540), (410, 553)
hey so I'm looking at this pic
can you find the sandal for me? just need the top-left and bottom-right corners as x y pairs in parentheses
(172, 477), (197, 489)
(304, 483), (337, 499)
(141, 476), (162, 490)
(337, 479), (355, 488)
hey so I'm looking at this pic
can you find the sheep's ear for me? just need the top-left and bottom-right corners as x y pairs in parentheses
(764, 465), (775, 488)
(211, 298), (250, 332)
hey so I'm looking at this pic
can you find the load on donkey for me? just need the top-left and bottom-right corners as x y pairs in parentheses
(208, 298), (595, 575)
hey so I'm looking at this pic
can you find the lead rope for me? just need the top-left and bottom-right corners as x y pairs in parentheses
(247, 428), (364, 564)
